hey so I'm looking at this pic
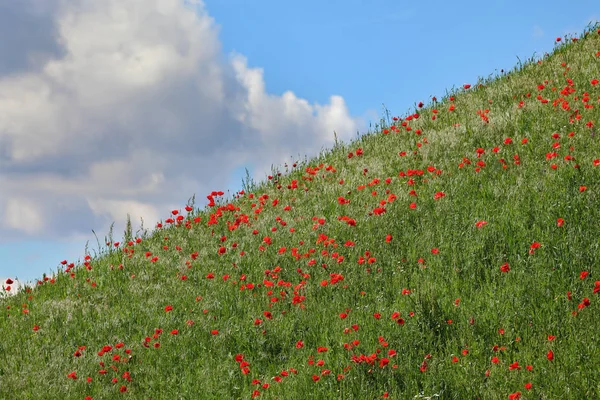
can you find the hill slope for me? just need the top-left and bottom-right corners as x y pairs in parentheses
(2, 26), (600, 400)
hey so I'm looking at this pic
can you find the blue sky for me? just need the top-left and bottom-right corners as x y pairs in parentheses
(203, 0), (597, 116)
(0, 0), (597, 286)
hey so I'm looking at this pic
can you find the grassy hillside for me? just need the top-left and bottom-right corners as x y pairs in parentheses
(2, 25), (600, 400)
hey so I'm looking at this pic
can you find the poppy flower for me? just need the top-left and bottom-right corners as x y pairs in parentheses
(433, 191), (445, 200)
(547, 350), (554, 361)
(509, 361), (521, 370)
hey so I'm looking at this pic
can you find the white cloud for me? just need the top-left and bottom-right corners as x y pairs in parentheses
(4, 198), (45, 235)
(0, 0), (363, 243)
(532, 25), (544, 39)
(87, 198), (160, 233)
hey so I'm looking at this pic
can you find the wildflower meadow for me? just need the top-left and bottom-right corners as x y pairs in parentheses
(1, 24), (600, 400)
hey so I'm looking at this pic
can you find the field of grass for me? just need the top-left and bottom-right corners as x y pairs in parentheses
(2, 25), (600, 400)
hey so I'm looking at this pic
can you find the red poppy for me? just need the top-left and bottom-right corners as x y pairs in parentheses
(509, 361), (521, 370)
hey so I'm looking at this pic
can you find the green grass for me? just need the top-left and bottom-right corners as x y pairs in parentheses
(2, 25), (600, 400)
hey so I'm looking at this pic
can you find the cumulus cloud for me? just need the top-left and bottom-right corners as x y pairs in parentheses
(0, 0), (362, 243)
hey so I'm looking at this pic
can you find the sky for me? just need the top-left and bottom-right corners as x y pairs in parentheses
(0, 0), (597, 289)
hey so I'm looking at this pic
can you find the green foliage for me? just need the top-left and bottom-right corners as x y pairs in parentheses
(1, 25), (600, 400)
